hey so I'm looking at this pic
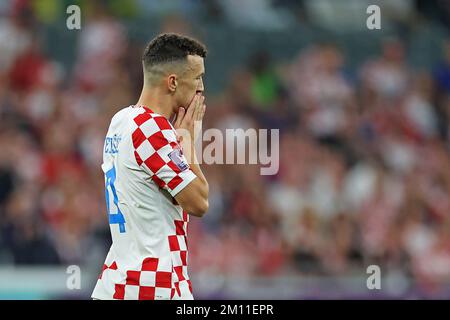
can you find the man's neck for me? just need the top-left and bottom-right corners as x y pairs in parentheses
(136, 87), (174, 119)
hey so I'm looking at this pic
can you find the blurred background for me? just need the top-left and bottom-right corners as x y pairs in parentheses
(0, 0), (450, 299)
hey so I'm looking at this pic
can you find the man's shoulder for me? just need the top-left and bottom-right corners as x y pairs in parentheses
(109, 106), (177, 148)
(108, 106), (150, 130)
(110, 106), (134, 123)
(105, 107), (128, 133)
(131, 108), (177, 142)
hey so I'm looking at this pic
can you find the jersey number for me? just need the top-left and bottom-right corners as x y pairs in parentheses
(105, 165), (126, 233)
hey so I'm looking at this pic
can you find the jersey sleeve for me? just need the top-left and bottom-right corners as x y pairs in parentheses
(132, 111), (197, 197)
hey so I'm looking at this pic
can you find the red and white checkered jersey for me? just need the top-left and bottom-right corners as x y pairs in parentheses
(91, 105), (197, 300)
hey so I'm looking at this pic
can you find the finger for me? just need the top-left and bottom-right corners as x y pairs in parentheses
(201, 103), (206, 119)
(174, 107), (185, 128)
(193, 95), (205, 121)
(197, 104), (206, 121)
(199, 98), (206, 120)
(185, 94), (199, 120)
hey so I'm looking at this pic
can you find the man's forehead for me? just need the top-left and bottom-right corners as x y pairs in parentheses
(186, 54), (204, 73)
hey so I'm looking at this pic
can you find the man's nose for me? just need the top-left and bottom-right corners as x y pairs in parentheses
(197, 79), (204, 93)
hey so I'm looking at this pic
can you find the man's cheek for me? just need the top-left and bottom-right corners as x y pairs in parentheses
(188, 92), (196, 105)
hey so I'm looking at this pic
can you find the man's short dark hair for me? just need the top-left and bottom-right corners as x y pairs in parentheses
(143, 33), (207, 68)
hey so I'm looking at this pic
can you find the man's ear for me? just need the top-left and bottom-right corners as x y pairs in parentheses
(168, 74), (178, 93)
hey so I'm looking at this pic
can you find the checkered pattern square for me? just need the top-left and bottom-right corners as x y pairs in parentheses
(112, 257), (172, 300)
(98, 261), (118, 279)
(132, 108), (196, 197)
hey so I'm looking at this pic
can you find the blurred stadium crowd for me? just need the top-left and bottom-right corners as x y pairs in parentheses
(0, 0), (450, 297)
